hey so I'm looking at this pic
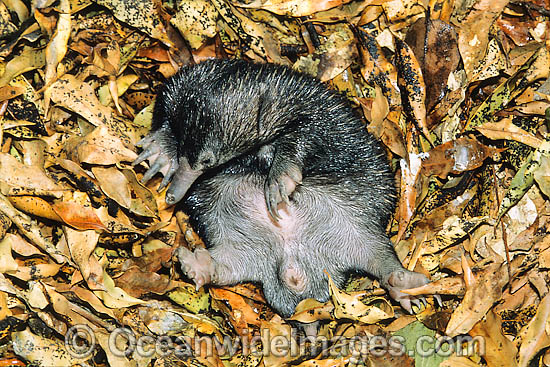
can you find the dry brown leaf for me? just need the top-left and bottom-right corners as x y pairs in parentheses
(381, 0), (424, 29)
(0, 291), (12, 320)
(476, 118), (543, 148)
(357, 29), (401, 107)
(42, 0), (71, 112)
(260, 317), (298, 366)
(439, 356), (481, 367)
(95, 330), (135, 367)
(237, 0), (354, 17)
(0, 235), (17, 272)
(64, 126), (137, 165)
(13, 261), (62, 281)
(94, 206), (145, 234)
(369, 85), (390, 126)
(446, 256), (509, 337)
(289, 298), (334, 323)
(0, 153), (67, 197)
(0, 193), (67, 263)
(469, 310), (518, 367)
(524, 46), (550, 84)
(0, 47), (45, 87)
(421, 215), (487, 255)
(458, 0), (509, 80)
(406, 18), (460, 112)
(48, 75), (115, 127)
(63, 226), (103, 290)
(121, 169), (158, 218)
(0, 85), (25, 102)
(115, 268), (175, 298)
(174, 310), (224, 337)
(4, 233), (42, 257)
(517, 292), (550, 367)
(88, 41), (121, 77)
(142, 307), (191, 336)
(94, 270), (146, 308)
(171, 0), (218, 49)
(94, 0), (173, 46)
(295, 24), (356, 81)
(70, 286), (115, 318)
(214, 0), (284, 62)
(512, 101), (550, 115)
(367, 111), (406, 157)
(91, 166), (132, 209)
(210, 288), (262, 329)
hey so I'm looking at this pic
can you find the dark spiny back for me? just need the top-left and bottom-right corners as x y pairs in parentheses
(156, 60), (352, 165)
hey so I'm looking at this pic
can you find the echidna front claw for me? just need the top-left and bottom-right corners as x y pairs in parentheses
(158, 158), (179, 191)
(134, 127), (179, 192)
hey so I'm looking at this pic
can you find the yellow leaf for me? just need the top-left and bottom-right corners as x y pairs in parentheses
(94, 270), (146, 308)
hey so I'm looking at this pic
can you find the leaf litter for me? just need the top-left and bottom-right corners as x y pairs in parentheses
(0, 0), (550, 366)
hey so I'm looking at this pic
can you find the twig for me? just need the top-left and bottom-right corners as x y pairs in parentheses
(492, 165), (512, 287)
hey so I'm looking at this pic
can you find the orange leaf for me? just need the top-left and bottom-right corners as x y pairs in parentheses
(51, 202), (106, 230)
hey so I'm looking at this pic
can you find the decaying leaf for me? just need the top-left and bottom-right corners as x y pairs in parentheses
(93, 0), (173, 46)
(0, 193), (67, 263)
(12, 328), (89, 366)
(465, 47), (546, 131)
(395, 38), (430, 141)
(94, 270), (146, 308)
(171, 0), (218, 49)
(48, 75), (115, 127)
(457, 0), (509, 80)
(517, 292), (550, 367)
(422, 215), (488, 255)
(294, 23), (356, 81)
(0, 153), (67, 197)
(421, 137), (502, 179)
(405, 17), (460, 112)
(42, 0), (71, 112)
(0, 48), (45, 87)
(499, 140), (550, 219)
(329, 274), (394, 323)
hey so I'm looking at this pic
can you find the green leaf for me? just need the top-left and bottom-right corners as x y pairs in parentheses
(168, 285), (211, 314)
(464, 49), (541, 131)
(499, 140), (550, 219)
(393, 321), (450, 367)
